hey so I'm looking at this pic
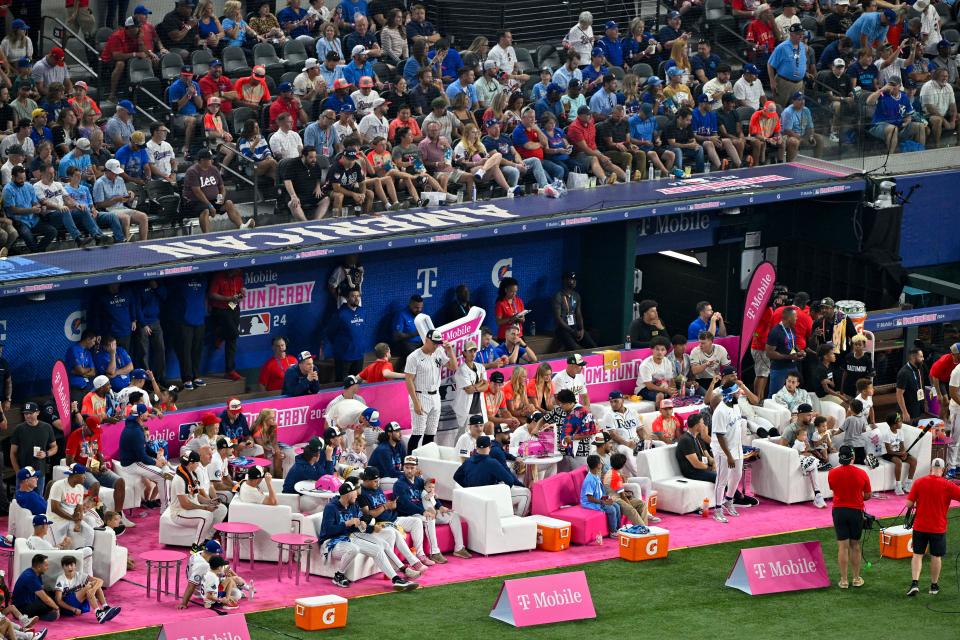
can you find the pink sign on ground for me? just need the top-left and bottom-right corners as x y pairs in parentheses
(725, 541), (830, 595)
(157, 612), (250, 640)
(98, 337), (738, 459)
(490, 570), (596, 627)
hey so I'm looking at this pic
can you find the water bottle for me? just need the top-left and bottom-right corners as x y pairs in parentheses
(624, 335), (632, 350)
(701, 497), (710, 518)
(595, 534), (604, 545)
(529, 320), (536, 336)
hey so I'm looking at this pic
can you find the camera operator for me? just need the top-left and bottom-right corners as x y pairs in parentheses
(905, 458), (960, 596)
(828, 444), (872, 589)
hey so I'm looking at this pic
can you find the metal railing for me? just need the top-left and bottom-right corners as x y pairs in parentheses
(39, 16), (101, 95)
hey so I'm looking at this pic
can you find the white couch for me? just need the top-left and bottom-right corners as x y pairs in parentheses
(750, 423), (932, 504)
(53, 463), (145, 513)
(13, 538), (93, 589)
(452, 485), (537, 555)
(226, 481), (306, 563)
(635, 444), (715, 514)
(92, 526), (128, 587)
(412, 443), (462, 501)
(9, 500), (34, 539)
(307, 529), (379, 583)
(158, 506), (204, 547)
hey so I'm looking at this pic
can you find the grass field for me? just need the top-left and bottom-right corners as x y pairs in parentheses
(99, 515), (960, 640)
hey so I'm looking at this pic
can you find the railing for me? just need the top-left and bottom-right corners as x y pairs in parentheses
(39, 16), (101, 96)
(221, 148), (263, 222)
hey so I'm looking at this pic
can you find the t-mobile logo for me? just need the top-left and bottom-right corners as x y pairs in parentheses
(416, 267), (438, 298)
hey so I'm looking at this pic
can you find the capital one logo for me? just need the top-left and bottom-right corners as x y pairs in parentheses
(64, 310), (86, 342)
(416, 267), (438, 298)
(491, 257), (512, 287)
(645, 539), (658, 556)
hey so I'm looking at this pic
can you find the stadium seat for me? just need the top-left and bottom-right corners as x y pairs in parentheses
(631, 63), (654, 83)
(127, 57), (156, 85)
(253, 42), (286, 81)
(535, 44), (560, 70)
(530, 466), (608, 544)
(223, 45), (251, 79)
(412, 442), (462, 501)
(636, 444), (715, 514)
(453, 485), (537, 555)
(227, 492), (304, 562)
(283, 39), (309, 70)
(8, 499), (34, 539)
(160, 52), (185, 83)
(514, 46), (535, 73)
(191, 48), (215, 78)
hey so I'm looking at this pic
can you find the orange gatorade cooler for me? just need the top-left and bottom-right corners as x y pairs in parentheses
(879, 525), (914, 559)
(527, 515), (572, 551)
(295, 595), (348, 630)
(619, 526), (670, 562)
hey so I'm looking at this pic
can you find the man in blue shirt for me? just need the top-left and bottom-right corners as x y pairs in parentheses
(66, 328), (99, 399)
(687, 300), (727, 341)
(657, 11), (686, 49)
(368, 422), (406, 489)
(282, 439), (322, 493)
(629, 103), (676, 176)
(342, 45), (380, 88)
(58, 137), (95, 181)
(691, 39), (722, 84)
(534, 83), (565, 125)
(394, 455), (470, 562)
(552, 53), (583, 91)
(845, 8), (896, 51)
(391, 294), (423, 358)
(453, 435), (530, 516)
(14, 467), (46, 513)
(588, 74), (619, 120)
(781, 92), (824, 160)
(444, 67), (478, 109)
(114, 131), (152, 188)
(134, 280), (166, 384)
(29, 108), (53, 148)
(426, 39), (463, 86)
(4, 165), (54, 253)
(98, 284), (136, 351)
(818, 36), (853, 71)
(338, 0), (368, 24)
(167, 66), (203, 158)
(329, 287), (366, 380)
(691, 94), (729, 170)
(343, 15), (381, 60)
(847, 48), (880, 92)
(117, 406), (169, 510)
(357, 466), (430, 570)
(282, 350), (321, 396)
(597, 21), (626, 68)
(13, 553), (57, 620)
(768, 24), (808, 106)
(866, 75), (926, 154)
(174, 275), (206, 390)
(580, 48), (609, 94)
(94, 335), (134, 392)
(277, 0), (311, 38)
(406, 4), (439, 48)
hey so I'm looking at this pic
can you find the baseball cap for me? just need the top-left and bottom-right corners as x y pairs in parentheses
(278, 82), (293, 93)
(464, 340), (478, 351)
(403, 455), (419, 466)
(938, 40), (951, 49)
(592, 432), (610, 445)
(207, 95), (222, 105)
(361, 466), (380, 480)
(131, 368), (147, 380)
(343, 375), (360, 388)
(85, 416), (101, 429)
(494, 423), (511, 435)
(134, 4), (152, 14)
(569, 79), (582, 89)
(6, 144), (23, 156)
(339, 480), (358, 495)
(339, 103), (356, 113)
(181, 450), (201, 464)
(204, 540), (223, 554)
(882, 7), (897, 21)
(667, 67), (684, 77)
(22, 402), (39, 413)
(16, 467), (38, 482)
(351, 44), (369, 57)
(605, 20), (618, 29)
(67, 464), (87, 476)
(722, 92), (737, 103)
(304, 57), (319, 70)
(698, 93), (711, 103)
(215, 437), (232, 450)
(469, 414), (485, 425)
(426, 329), (444, 343)
(333, 78), (351, 90)
(371, 97), (388, 109)
(75, 137), (91, 151)
(31, 108), (47, 119)
(788, 23), (803, 33)
(668, 10), (681, 18)
(484, 118), (500, 128)
(932, 457), (946, 469)
(609, 390), (624, 400)
(591, 47), (604, 58)
(546, 82), (562, 94)
(820, 297), (836, 306)
(180, 64), (194, 76)
(197, 149), (213, 160)
(124, 16), (137, 27)
(721, 365), (737, 376)
(475, 435), (492, 448)
(11, 19), (27, 30)
(484, 60), (498, 71)
(836, 0), (849, 4)
(791, 91), (804, 101)
(361, 407), (381, 427)
(887, 75), (902, 86)
(490, 371), (505, 383)
(567, 353), (586, 366)
(359, 76), (374, 88)
(93, 375), (110, 389)
(528, 411), (544, 423)
(383, 421), (402, 433)
(743, 63), (759, 75)
(16, 57), (31, 68)
(646, 76), (663, 87)
(32, 515), (53, 527)
(660, 398), (674, 408)
(228, 398), (242, 411)
(324, 426), (342, 440)
(50, 47), (66, 65)
(252, 65), (267, 77)
(343, 149), (358, 159)
(833, 58), (846, 67)
(298, 350), (313, 362)
(950, 343), (960, 355)
(201, 413), (219, 427)
(577, 105), (592, 116)
(75, 80), (89, 90)
(797, 403), (814, 414)
(326, 50), (342, 61)
(117, 99), (135, 112)
(129, 403), (149, 417)
(246, 467), (263, 479)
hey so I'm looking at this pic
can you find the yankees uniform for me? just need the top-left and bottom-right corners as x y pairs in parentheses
(711, 397), (745, 519)
(404, 335), (451, 451)
(949, 364), (960, 472)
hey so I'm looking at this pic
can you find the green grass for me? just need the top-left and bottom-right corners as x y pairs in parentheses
(101, 517), (960, 639)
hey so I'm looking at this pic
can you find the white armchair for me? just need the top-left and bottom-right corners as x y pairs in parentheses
(113, 462), (148, 510)
(306, 524), (380, 583)
(751, 437), (836, 504)
(760, 400), (792, 430)
(13, 538), (93, 589)
(8, 500), (34, 539)
(635, 444), (715, 514)
(412, 442), (462, 501)
(452, 485), (537, 556)
(226, 499), (302, 563)
(92, 527), (128, 587)
(158, 506), (203, 547)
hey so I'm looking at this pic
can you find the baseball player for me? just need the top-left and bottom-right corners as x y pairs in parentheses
(404, 329), (457, 453)
(711, 381), (747, 523)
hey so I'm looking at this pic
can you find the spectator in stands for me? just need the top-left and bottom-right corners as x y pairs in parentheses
(207, 267), (244, 382)
(782, 91), (824, 159)
(488, 30), (529, 85)
(249, 1), (286, 43)
(1, 19), (32, 63)
(143, 123), (177, 184)
(691, 331), (732, 388)
(357, 343), (402, 383)
(267, 113), (304, 164)
(846, 7), (896, 51)
(581, 48), (609, 95)
(422, 98), (460, 141)
(194, 0), (224, 51)
(867, 76), (925, 153)
(342, 45), (379, 90)
(11, 83), (38, 127)
(694, 94), (741, 169)
(418, 120), (472, 195)
(688, 300), (727, 341)
(406, 4), (439, 47)
(293, 58), (327, 107)
(31, 49), (70, 99)
(749, 100), (786, 164)
(445, 67), (478, 110)
(493, 323), (538, 365)
(409, 67), (441, 116)
(269, 83), (309, 133)
(33, 164), (96, 249)
(772, 371), (814, 416)
(473, 61), (502, 111)
(65, 415), (132, 526)
(634, 336), (675, 406)
(283, 350), (321, 396)
(566, 105), (622, 183)
(65, 328), (98, 402)
(387, 104), (421, 144)
(29, 143), (55, 182)
(817, 58), (855, 143)
(848, 47), (880, 93)
(597, 103), (647, 179)
(221, 0), (261, 50)
(93, 333), (133, 392)
(701, 64), (733, 111)
(732, 64), (764, 111)
(258, 337), (298, 392)
(630, 299), (668, 346)
(666, 106), (707, 173)
(198, 60), (236, 117)
(766, 306), (805, 397)
(1, 139), (32, 183)
(825, 2), (854, 42)
(304, 108), (342, 159)
(181, 149), (248, 233)
(158, 0), (199, 52)
(4, 165), (54, 253)
(358, 98), (390, 144)
(768, 24), (807, 106)
(235, 66), (272, 111)
(10, 402), (57, 496)
(167, 66), (203, 159)
(280, 144), (330, 220)
(629, 103), (677, 176)
(277, 0), (311, 40)
(921, 67), (956, 148)
(427, 39), (463, 86)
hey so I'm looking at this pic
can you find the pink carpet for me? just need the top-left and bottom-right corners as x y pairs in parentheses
(32, 495), (911, 640)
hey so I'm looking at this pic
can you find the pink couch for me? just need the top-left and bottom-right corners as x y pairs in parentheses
(531, 466), (608, 545)
(402, 520), (468, 554)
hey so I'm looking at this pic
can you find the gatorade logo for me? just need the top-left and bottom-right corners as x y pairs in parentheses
(322, 607), (337, 624)
(645, 539), (658, 556)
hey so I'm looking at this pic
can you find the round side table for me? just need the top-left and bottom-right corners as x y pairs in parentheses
(141, 549), (188, 602)
(215, 521), (261, 572)
(271, 533), (317, 585)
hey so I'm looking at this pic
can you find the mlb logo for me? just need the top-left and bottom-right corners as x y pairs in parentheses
(619, 527), (670, 562)
(239, 312), (270, 337)
(295, 595), (348, 630)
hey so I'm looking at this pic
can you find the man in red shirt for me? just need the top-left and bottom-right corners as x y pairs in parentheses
(905, 457), (960, 596)
(358, 343), (405, 383)
(258, 336), (298, 391)
(566, 105), (619, 183)
(101, 18), (145, 102)
(198, 60), (238, 116)
(269, 82), (309, 132)
(133, 5), (165, 57)
(65, 416), (133, 527)
(827, 445), (872, 589)
(929, 343), (960, 419)
(208, 269), (245, 381)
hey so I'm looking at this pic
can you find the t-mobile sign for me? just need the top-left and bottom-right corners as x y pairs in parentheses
(726, 541), (830, 595)
(490, 570), (596, 627)
(157, 613), (250, 640)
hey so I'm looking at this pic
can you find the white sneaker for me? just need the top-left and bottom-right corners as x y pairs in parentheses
(120, 514), (136, 528)
(648, 515), (661, 523)
(722, 500), (740, 517)
(829, 131), (840, 143)
(894, 484), (905, 496)
(814, 494), (827, 508)
(239, 219), (254, 229)
(713, 509), (728, 523)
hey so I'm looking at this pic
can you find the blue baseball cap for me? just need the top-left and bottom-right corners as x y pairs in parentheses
(16, 467), (39, 482)
(66, 464), (87, 476)
(134, 4), (152, 14)
(131, 368), (147, 380)
(640, 102), (653, 115)
(485, 117), (500, 128)
(646, 76), (662, 86)
(698, 93), (711, 102)
(882, 8), (897, 22)
(743, 63), (760, 75)
(591, 47), (605, 57)
(117, 99), (135, 112)
(792, 91), (805, 101)
(32, 515), (53, 527)
(668, 10), (681, 19)
(210, 59), (223, 67)
(362, 407), (381, 427)
(204, 540), (223, 554)
(667, 67), (684, 77)
(938, 40), (951, 49)
(278, 81), (293, 92)
(16, 57), (30, 68)
(605, 20), (618, 30)
(130, 403), (149, 417)
(11, 19), (27, 30)
(546, 82), (561, 94)
(608, 390), (624, 400)
(339, 103), (355, 113)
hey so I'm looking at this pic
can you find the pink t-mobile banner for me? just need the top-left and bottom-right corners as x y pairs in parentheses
(99, 336), (738, 459)
(738, 261), (777, 367)
(157, 613), (250, 640)
(490, 570), (596, 627)
(51, 360), (71, 432)
(725, 541), (830, 595)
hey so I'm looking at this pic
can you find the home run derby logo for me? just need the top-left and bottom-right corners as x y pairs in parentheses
(491, 258), (512, 287)
(64, 310), (86, 342)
